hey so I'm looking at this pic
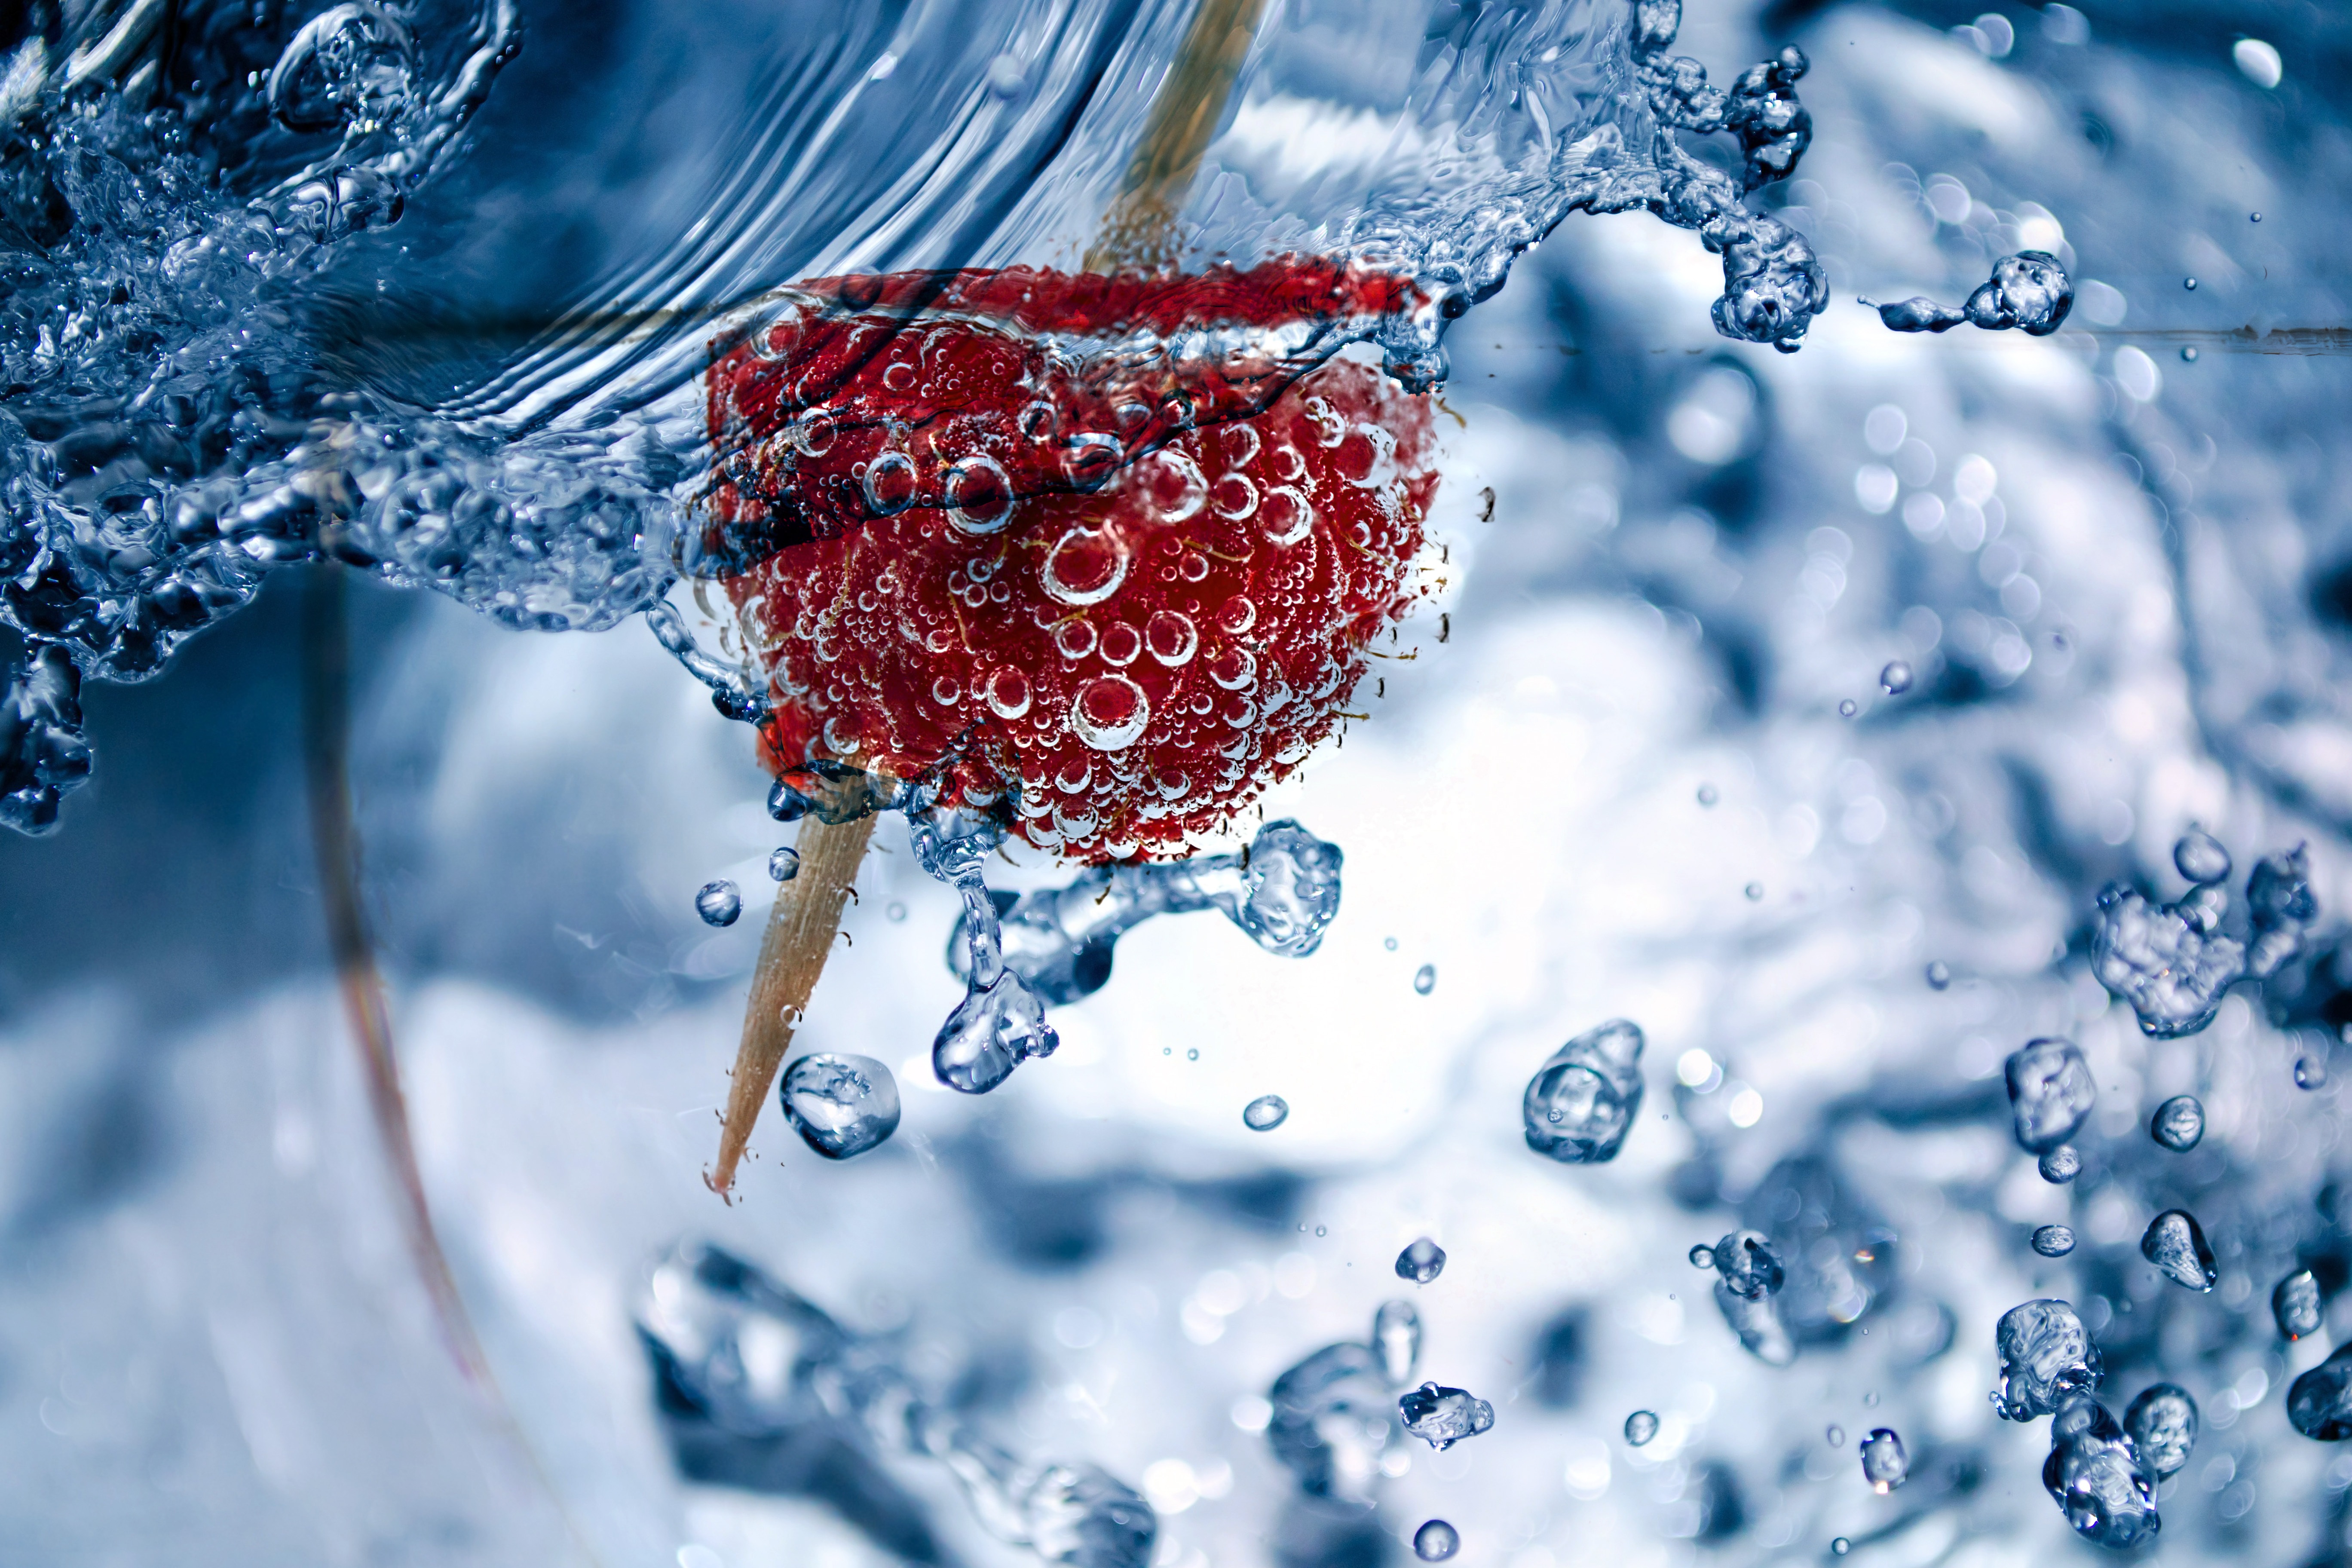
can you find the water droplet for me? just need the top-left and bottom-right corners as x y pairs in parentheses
(2275, 1269), (2324, 1340)
(1396, 1237), (1447, 1284)
(1412, 1519), (1460, 1562)
(1697, 783), (1719, 806)
(1872, 251), (2073, 336)
(695, 880), (742, 927)
(1243, 1094), (1289, 1131)
(2140, 1209), (2218, 1291)
(768, 846), (801, 882)
(1624, 1409), (1660, 1446)
(779, 1052), (901, 1158)
(1993, 1299), (2103, 1421)
(1688, 1244), (1717, 1270)
(1041, 524), (1130, 606)
(2252, 211), (2263, 221)
(1880, 660), (1914, 694)
(1185, 1047), (1199, 1061)
(1384, 937), (1400, 952)
(2039, 1144), (2082, 1183)
(886, 900), (907, 923)
(1925, 960), (1951, 989)
(2046, 1396), (2159, 1547)
(1744, 882), (1764, 901)
(2173, 828), (2232, 884)
(1413, 964), (1436, 995)
(1713, 1231), (1785, 1300)
(1373, 1300), (1422, 1384)
(1831, 1539), (1850, 1557)
(2291, 1342), (2352, 1438)
(1839, 698), (1858, 717)
(2125, 1383), (2199, 1478)
(769, 778), (812, 822)
(2032, 1225), (2076, 1258)
(2298, 1052), (2331, 1089)
(1399, 1381), (1494, 1449)
(1069, 674), (1150, 750)
(1144, 608), (1198, 667)
(1826, 1425), (1845, 1447)
(2150, 1094), (2205, 1152)
(2184, 277), (2198, 290)
(2005, 1038), (2096, 1152)
(269, 3), (417, 133)
(2181, 346), (2199, 362)
(1522, 1019), (1647, 1164)
(1859, 1427), (1908, 1492)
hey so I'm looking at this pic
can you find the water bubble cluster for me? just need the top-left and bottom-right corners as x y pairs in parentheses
(1522, 1018), (1647, 1164)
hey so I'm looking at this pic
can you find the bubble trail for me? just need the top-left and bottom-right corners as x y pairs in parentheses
(695, 880), (743, 927)
(1243, 1095), (1290, 1131)
(2275, 1269), (2324, 1340)
(2123, 1384), (2198, 1478)
(2005, 1039), (2096, 1153)
(1412, 1520), (1460, 1562)
(2043, 1396), (2160, 1547)
(1993, 1299), (2103, 1421)
(2149, 1095), (2205, 1152)
(2039, 1145), (2082, 1183)
(1522, 1019), (1647, 1164)
(2033, 1225), (2076, 1258)
(778, 1053), (901, 1159)
(1865, 251), (2073, 335)
(1395, 1237), (1447, 1284)
(1624, 1409), (1660, 1446)
(1859, 1427), (1908, 1492)
(2140, 1210), (2217, 1292)
(1399, 1382), (1494, 1449)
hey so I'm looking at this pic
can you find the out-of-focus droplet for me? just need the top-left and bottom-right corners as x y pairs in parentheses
(1839, 698), (1859, 717)
(2290, 1343), (2352, 1439)
(1243, 1094), (1289, 1131)
(1826, 1424), (1845, 1446)
(1926, 961), (1951, 989)
(1384, 936), (1400, 951)
(1399, 1381), (1494, 1449)
(1697, 783), (1719, 806)
(768, 846), (801, 882)
(2140, 1209), (2218, 1291)
(1745, 882), (1764, 901)
(1396, 1237), (1447, 1284)
(696, 879), (743, 926)
(1859, 1427), (1908, 1492)
(1413, 963), (1436, 995)
(2039, 1144), (2082, 1183)
(2298, 1052), (2330, 1090)
(2174, 828), (2231, 884)
(2184, 277), (2198, 290)
(2182, 346), (2199, 361)
(2274, 1269), (2324, 1340)
(2033, 1225), (2076, 1257)
(2124, 1383), (2198, 1477)
(1372, 1301), (1421, 1385)
(2005, 1038), (2096, 1152)
(1412, 1520), (1460, 1563)
(2150, 1094), (2205, 1151)
(1831, 1540), (1850, 1557)
(1624, 1409), (1660, 1446)
(780, 1052), (902, 1159)
(1688, 1243), (1718, 1270)
(1880, 660), (1914, 694)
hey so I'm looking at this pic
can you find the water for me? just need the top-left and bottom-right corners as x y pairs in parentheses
(1411, 962), (1435, 995)
(2274, 1268), (2324, 1340)
(2148, 1093), (2205, 1152)
(1397, 1381), (1493, 1450)
(1240, 1093), (1288, 1132)
(1993, 1299), (2102, 1423)
(2122, 1383), (2199, 1479)
(2289, 1345), (2352, 1441)
(765, 845), (799, 882)
(2003, 1038), (2096, 1152)
(2030, 1224), (2075, 1258)
(2174, 827), (2232, 885)
(2139, 1209), (2219, 1293)
(776, 1051), (900, 1160)
(1520, 1017), (1647, 1164)
(1411, 1518), (1459, 1562)
(1623, 1408), (1658, 1446)
(2043, 1395), (2160, 1548)
(2037, 1145), (2082, 1184)
(1856, 1426), (1907, 1492)
(692, 879), (741, 927)
(1393, 1236), (1446, 1285)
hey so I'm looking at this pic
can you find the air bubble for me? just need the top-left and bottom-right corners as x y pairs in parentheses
(1070, 675), (1150, 750)
(861, 451), (919, 516)
(1144, 609), (1198, 667)
(1880, 660), (1914, 694)
(1041, 525), (1130, 606)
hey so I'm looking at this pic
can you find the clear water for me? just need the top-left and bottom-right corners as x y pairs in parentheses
(5, 0), (2352, 1565)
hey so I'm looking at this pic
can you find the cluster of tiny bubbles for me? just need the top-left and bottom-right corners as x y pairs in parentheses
(1412, 963), (1436, 995)
(2140, 1210), (2218, 1291)
(1859, 1427), (1908, 1493)
(1623, 1409), (1660, 1447)
(695, 880), (743, 927)
(1394, 1237), (1447, 1285)
(1521, 1019), (1647, 1164)
(1879, 659), (1914, 694)
(1398, 1381), (1494, 1449)
(2275, 1268), (2325, 1339)
(778, 1053), (902, 1159)
(1411, 1520), (1459, 1563)
(1925, 960), (1951, 989)
(767, 846), (801, 882)
(1838, 698), (1858, 718)
(2149, 1093), (2205, 1152)
(1697, 783), (1719, 807)
(2031, 1224), (2076, 1258)
(1243, 1094), (1290, 1131)
(2038, 1144), (2082, 1183)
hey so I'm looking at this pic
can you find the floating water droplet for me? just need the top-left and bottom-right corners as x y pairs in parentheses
(1371, 1300), (1424, 1386)
(2291, 1342), (2352, 1439)
(2032, 1225), (2076, 1258)
(1413, 964), (1436, 995)
(885, 900), (907, 922)
(768, 846), (801, 882)
(769, 778), (812, 822)
(1398, 1381), (1494, 1449)
(2275, 1269), (2324, 1340)
(2149, 1094), (2205, 1152)
(1993, 1299), (2103, 1421)
(2251, 211), (2263, 222)
(1714, 1230), (1786, 1300)
(2092, 880), (2247, 1037)
(1925, 961), (1951, 989)
(1624, 1409), (1660, 1446)
(1830, 1540), (1850, 1557)
(1838, 698), (1858, 717)
(779, 1052), (902, 1159)
(2039, 1144), (2082, 1183)
(1384, 937), (1400, 952)
(1744, 882), (1764, 901)
(696, 880), (742, 927)
(1396, 1237), (1447, 1285)
(2140, 1209), (2218, 1291)
(2124, 1384), (2199, 1478)
(2174, 828), (2232, 884)
(1880, 660), (1914, 694)
(1688, 1243), (1718, 1270)
(1243, 1094), (1289, 1131)
(1185, 1047), (1198, 1061)
(2044, 1395), (2160, 1547)
(1859, 1427), (1908, 1492)
(1522, 1019), (1647, 1164)
(2184, 277), (2198, 290)
(1871, 251), (2073, 335)
(2247, 845), (2320, 978)
(2005, 1038), (2096, 1152)
(1697, 783), (1719, 806)
(1826, 1425), (1845, 1447)
(1412, 1519), (1460, 1562)
(2181, 346), (2199, 361)
(2299, 1052), (2331, 1090)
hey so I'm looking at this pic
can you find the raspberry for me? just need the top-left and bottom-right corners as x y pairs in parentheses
(711, 262), (1442, 861)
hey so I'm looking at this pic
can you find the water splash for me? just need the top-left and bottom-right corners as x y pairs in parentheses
(637, 1241), (1156, 1568)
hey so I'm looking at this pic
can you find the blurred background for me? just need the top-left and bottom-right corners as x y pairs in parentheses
(4, 0), (2352, 1564)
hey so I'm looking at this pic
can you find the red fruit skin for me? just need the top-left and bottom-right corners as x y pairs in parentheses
(710, 265), (1441, 864)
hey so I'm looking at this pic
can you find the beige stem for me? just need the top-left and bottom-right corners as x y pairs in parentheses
(707, 809), (878, 1198)
(1084, 0), (1268, 274)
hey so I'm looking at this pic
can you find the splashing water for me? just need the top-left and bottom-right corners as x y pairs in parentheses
(1865, 251), (2073, 336)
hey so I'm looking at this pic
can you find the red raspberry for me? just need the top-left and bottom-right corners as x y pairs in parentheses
(710, 262), (1441, 862)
